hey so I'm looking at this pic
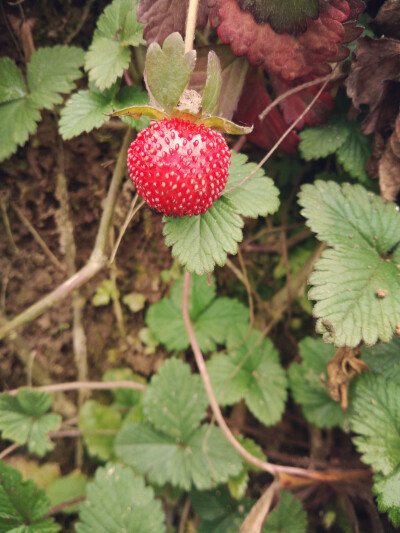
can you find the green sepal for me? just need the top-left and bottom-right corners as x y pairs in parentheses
(202, 51), (223, 116)
(199, 116), (253, 135)
(108, 105), (168, 121)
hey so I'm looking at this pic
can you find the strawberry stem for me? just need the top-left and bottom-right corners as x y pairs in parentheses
(184, 0), (200, 53)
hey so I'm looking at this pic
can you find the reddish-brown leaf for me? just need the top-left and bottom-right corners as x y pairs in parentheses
(208, 0), (364, 82)
(234, 68), (299, 153)
(137, 0), (209, 45)
(373, 0), (400, 39)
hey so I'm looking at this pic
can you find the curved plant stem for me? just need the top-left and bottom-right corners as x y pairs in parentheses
(8, 380), (147, 396)
(184, 0), (199, 53)
(110, 195), (145, 263)
(223, 66), (338, 195)
(0, 442), (20, 460)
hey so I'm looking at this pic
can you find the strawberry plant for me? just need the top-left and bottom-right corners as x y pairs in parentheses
(1, 0), (400, 531)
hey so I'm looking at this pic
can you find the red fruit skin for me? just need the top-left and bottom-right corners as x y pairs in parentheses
(127, 118), (231, 217)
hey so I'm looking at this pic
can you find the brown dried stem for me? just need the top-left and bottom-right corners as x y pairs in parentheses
(7, 380), (147, 396)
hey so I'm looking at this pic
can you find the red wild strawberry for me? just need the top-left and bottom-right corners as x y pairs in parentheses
(127, 118), (231, 217)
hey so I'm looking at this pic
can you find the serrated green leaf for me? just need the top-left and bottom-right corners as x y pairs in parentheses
(163, 196), (244, 275)
(102, 367), (146, 407)
(27, 46), (84, 110)
(263, 490), (307, 533)
(46, 472), (88, 514)
(112, 86), (151, 130)
(85, 0), (144, 91)
(362, 337), (400, 384)
(79, 400), (122, 461)
(76, 464), (165, 533)
(350, 373), (400, 476)
(224, 152), (280, 218)
(0, 57), (27, 103)
(0, 97), (40, 162)
(145, 32), (196, 112)
(228, 436), (265, 499)
(336, 122), (372, 182)
(146, 274), (249, 352)
(144, 359), (208, 441)
(299, 181), (400, 347)
(0, 391), (60, 456)
(0, 461), (60, 533)
(59, 89), (113, 139)
(207, 328), (287, 426)
(374, 468), (400, 527)
(202, 51), (223, 116)
(289, 337), (344, 429)
(299, 120), (350, 160)
(115, 422), (242, 490)
(191, 486), (253, 533)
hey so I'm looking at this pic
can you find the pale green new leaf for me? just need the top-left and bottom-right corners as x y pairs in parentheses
(145, 32), (196, 112)
(362, 337), (400, 384)
(0, 391), (60, 456)
(299, 120), (350, 160)
(163, 196), (244, 275)
(374, 468), (400, 527)
(0, 97), (40, 162)
(0, 461), (60, 533)
(263, 490), (307, 533)
(76, 464), (165, 533)
(336, 122), (372, 182)
(115, 422), (242, 490)
(0, 57), (27, 103)
(143, 359), (208, 441)
(79, 400), (122, 461)
(46, 472), (88, 514)
(224, 152), (280, 218)
(102, 367), (145, 407)
(289, 337), (344, 429)
(299, 181), (400, 347)
(350, 373), (400, 476)
(207, 328), (287, 426)
(27, 46), (84, 110)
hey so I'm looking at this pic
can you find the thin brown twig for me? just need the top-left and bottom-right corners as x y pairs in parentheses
(178, 497), (191, 533)
(45, 496), (86, 517)
(7, 380), (147, 396)
(0, 442), (20, 460)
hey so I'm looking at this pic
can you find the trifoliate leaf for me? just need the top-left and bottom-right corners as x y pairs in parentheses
(145, 32), (196, 112)
(146, 274), (249, 352)
(27, 46), (84, 110)
(46, 472), (88, 514)
(350, 373), (400, 476)
(191, 486), (253, 533)
(289, 337), (344, 429)
(202, 51), (223, 116)
(207, 327), (287, 426)
(115, 422), (242, 490)
(0, 57), (27, 103)
(59, 89), (114, 139)
(374, 468), (400, 527)
(143, 359), (208, 441)
(76, 464), (165, 533)
(0, 97), (40, 162)
(362, 337), (400, 384)
(85, 0), (144, 91)
(299, 181), (400, 347)
(224, 152), (280, 218)
(79, 400), (122, 461)
(299, 120), (350, 160)
(0, 390), (61, 456)
(0, 461), (60, 533)
(164, 196), (244, 275)
(263, 490), (307, 533)
(336, 122), (372, 183)
(102, 367), (146, 407)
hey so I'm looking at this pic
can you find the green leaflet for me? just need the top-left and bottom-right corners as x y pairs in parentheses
(262, 490), (307, 533)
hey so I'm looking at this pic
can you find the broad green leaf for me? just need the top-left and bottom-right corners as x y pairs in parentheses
(350, 373), (400, 476)
(27, 46), (84, 110)
(163, 196), (244, 275)
(299, 181), (400, 347)
(79, 400), (122, 461)
(144, 359), (208, 440)
(0, 57), (27, 103)
(263, 490), (307, 533)
(362, 337), (400, 383)
(115, 422), (242, 490)
(145, 32), (196, 112)
(202, 51), (223, 116)
(224, 152), (280, 218)
(336, 122), (372, 182)
(299, 120), (350, 160)
(76, 464), (165, 533)
(0, 97), (40, 162)
(0, 461), (60, 533)
(374, 468), (400, 527)
(288, 337), (344, 429)
(207, 328), (287, 426)
(102, 367), (146, 407)
(146, 274), (249, 352)
(46, 472), (88, 514)
(191, 486), (253, 533)
(59, 89), (114, 139)
(0, 391), (60, 456)
(85, 0), (144, 91)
